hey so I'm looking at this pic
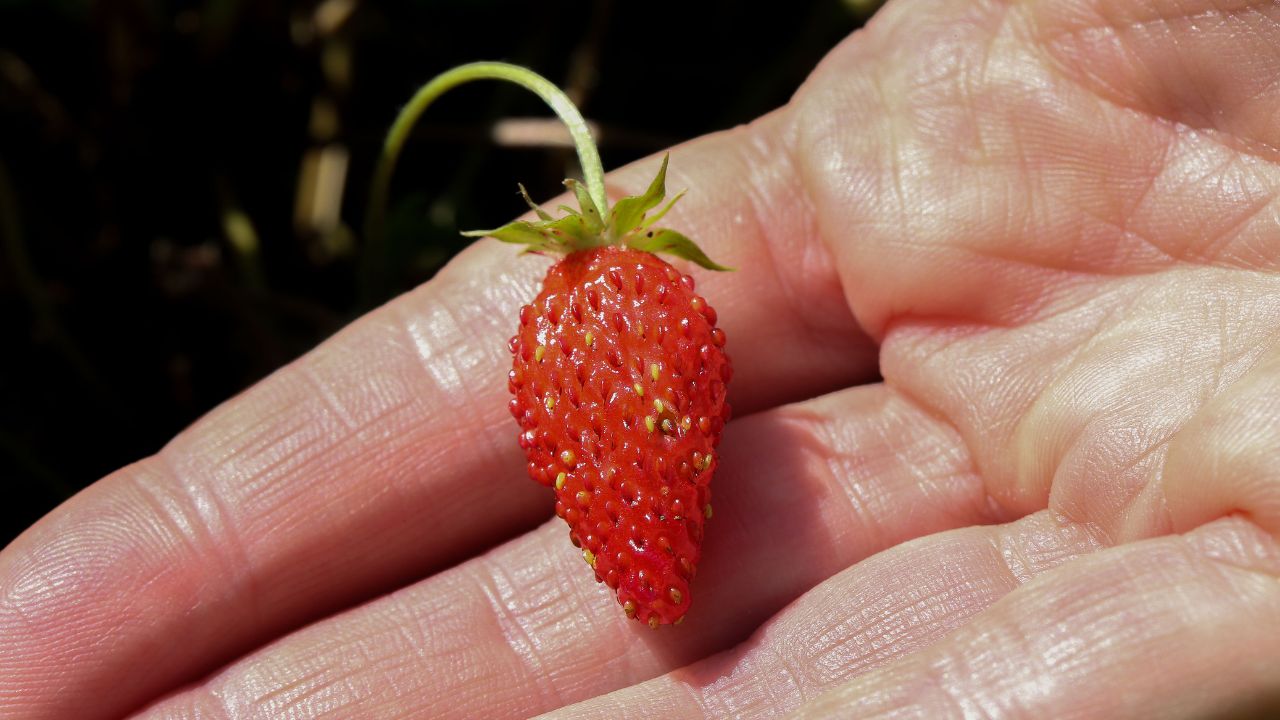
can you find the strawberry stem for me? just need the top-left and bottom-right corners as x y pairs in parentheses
(364, 61), (607, 249)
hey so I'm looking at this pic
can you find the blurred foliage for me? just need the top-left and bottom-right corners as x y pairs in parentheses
(0, 0), (882, 544)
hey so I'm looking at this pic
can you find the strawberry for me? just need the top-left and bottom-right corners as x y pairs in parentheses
(472, 156), (731, 627)
(368, 62), (731, 626)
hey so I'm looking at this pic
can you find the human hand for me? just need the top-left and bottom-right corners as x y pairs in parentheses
(4, 0), (1280, 717)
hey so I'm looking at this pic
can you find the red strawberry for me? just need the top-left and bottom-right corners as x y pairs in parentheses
(367, 61), (732, 626)
(475, 157), (732, 627)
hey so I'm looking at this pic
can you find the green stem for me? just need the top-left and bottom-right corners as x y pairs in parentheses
(364, 61), (607, 250)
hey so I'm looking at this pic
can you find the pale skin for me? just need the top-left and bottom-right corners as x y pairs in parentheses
(3, 0), (1280, 717)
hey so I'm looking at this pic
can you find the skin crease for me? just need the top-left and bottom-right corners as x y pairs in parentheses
(2, 0), (1280, 717)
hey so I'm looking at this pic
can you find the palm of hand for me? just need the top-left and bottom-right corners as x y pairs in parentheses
(3, 1), (1279, 718)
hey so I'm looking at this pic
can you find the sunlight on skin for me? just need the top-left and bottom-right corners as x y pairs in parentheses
(130, 385), (996, 719)
(541, 511), (1108, 719)
(3, 0), (1280, 718)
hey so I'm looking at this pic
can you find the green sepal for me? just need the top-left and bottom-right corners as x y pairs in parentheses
(609, 154), (668, 240)
(565, 179), (603, 234)
(543, 211), (602, 248)
(461, 219), (562, 253)
(462, 205), (604, 255)
(639, 188), (685, 230)
(466, 155), (730, 271)
(626, 228), (734, 271)
(517, 183), (553, 221)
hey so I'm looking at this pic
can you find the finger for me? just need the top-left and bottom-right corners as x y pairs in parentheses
(0, 118), (877, 720)
(538, 509), (1104, 720)
(792, 516), (1280, 718)
(129, 383), (1000, 720)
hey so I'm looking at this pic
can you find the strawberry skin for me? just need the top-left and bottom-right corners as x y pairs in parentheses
(508, 246), (731, 627)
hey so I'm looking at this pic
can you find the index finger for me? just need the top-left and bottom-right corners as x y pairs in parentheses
(0, 112), (877, 720)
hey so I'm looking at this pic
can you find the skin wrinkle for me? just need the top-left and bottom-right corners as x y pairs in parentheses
(1036, 393), (1164, 529)
(824, 7), (1203, 330)
(386, 294), (534, 501)
(223, 599), (438, 719)
(1008, 7), (1280, 269)
(815, 422), (891, 551)
(990, 105), (1175, 279)
(121, 468), (269, 646)
(356, 618), (439, 716)
(1031, 1), (1280, 164)
(1203, 187), (1278, 264)
(192, 412), (339, 527)
(873, 64), (912, 272)
(1197, 527), (1280, 581)
(471, 556), (565, 710)
(727, 117), (864, 382)
(1004, 284), (1147, 509)
(820, 391), (982, 537)
(1106, 122), (1172, 266)
(877, 376), (1012, 520)
(1163, 345), (1280, 536)
(1116, 293), (1268, 539)
(397, 283), (512, 456)
(766, 635), (811, 710)
(791, 520), (1280, 718)
(1039, 144), (1181, 275)
(228, 657), (337, 720)
(1170, 149), (1277, 265)
(1045, 271), (1280, 536)
(294, 361), (361, 434)
(469, 526), (654, 708)
(761, 118), (850, 347)
(148, 453), (258, 608)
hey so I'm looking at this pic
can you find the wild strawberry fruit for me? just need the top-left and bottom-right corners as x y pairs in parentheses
(478, 156), (732, 627)
(370, 61), (731, 626)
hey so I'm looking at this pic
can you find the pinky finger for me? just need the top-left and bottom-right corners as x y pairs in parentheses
(796, 515), (1280, 719)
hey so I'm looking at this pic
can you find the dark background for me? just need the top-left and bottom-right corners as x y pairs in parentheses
(1, 0), (879, 545)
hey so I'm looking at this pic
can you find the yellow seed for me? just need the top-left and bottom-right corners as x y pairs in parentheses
(633, 383), (644, 397)
(661, 419), (676, 434)
(560, 449), (576, 466)
(637, 323), (646, 339)
(535, 345), (546, 362)
(583, 548), (596, 568)
(545, 395), (556, 411)
(555, 472), (566, 490)
(653, 398), (664, 413)
(680, 416), (692, 431)
(623, 600), (637, 618)
(650, 363), (660, 381)
(585, 332), (594, 347)
(703, 503), (714, 519)
(645, 416), (657, 433)
(669, 587), (683, 604)
(648, 616), (660, 630)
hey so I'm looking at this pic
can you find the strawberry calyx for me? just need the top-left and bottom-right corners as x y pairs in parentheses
(461, 155), (731, 271)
